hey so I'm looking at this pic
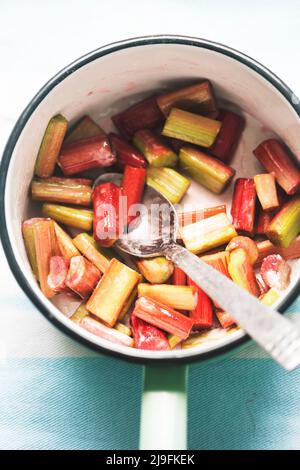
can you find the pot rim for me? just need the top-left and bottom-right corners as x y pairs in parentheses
(1, 34), (300, 365)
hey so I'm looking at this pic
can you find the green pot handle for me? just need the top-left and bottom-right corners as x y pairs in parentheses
(139, 364), (188, 450)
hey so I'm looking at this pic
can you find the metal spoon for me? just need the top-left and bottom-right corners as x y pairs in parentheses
(94, 172), (300, 370)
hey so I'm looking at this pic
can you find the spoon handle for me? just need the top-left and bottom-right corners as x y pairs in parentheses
(163, 243), (300, 371)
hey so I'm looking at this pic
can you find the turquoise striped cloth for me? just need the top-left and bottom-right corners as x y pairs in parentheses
(0, 241), (300, 450)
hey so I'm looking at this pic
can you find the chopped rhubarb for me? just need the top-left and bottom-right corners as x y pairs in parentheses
(64, 116), (105, 144)
(80, 316), (134, 348)
(261, 288), (281, 306)
(255, 206), (273, 235)
(215, 310), (236, 329)
(254, 173), (279, 212)
(112, 96), (164, 139)
(118, 287), (138, 321)
(131, 315), (170, 350)
(136, 256), (174, 284)
(200, 251), (230, 277)
(157, 80), (218, 117)
(109, 133), (147, 169)
(231, 178), (256, 234)
(187, 278), (213, 328)
(114, 322), (132, 337)
(209, 110), (245, 162)
(266, 196), (300, 248)
(147, 167), (190, 204)
(47, 256), (70, 293)
(226, 236), (259, 265)
(171, 266), (187, 286)
(162, 108), (221, 148)
(180, 212), (237, 254)
(228, 248), (260, 297)
(178, 204), (226, 228)
(71, 303), (89, 323)
(254, 139), (300, 195)
(168, 334), (182, 349)
(53, 222), (80, 259)
(138, 283), (198, 311)
(121, 165), (146, 225)
(179, 146), (235, 194)
(260, 254), (291, 290)
(86, 258), (140, 327)
(22, 217), (51, 279)
(66, 256), (101, 298)
(35, 115), (68, 178)
(133, 129), (177, 167)
(32, 220), (58, 298)
(92, 182), (124, 246)
(255, 236), (300, 266)
(58, 135), (115, 176)
(133, 296), (193, 340)
(73, 233), (114, 273)
(42, 203), (93, 231)
(31, 177), (92, 206)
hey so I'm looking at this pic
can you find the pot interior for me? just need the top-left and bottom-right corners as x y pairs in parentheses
(4, 39), (300, 360)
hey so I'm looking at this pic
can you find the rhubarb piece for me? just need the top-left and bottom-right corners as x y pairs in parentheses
(254, 139), (300, 195)
(118, 287), (138, 321)
(215, 310), (236, 329)
(35, 115), (68, 178)
(138, 283), (198, 311)
(42, 203), (93, 231)
(255, 236), (300, 266)
(131, 315), (170, 350)
(22, 217), (51, 278)
(32, 220), (58, 298)
(136, 257), (174, 284)
(86, 258), (140, 327)
(201, 251), (230, 277)
(146, 167), (190, 204)
(73, 233), (114, 273)
(266, 197), (300, 247)
(181, 212), (237, 254)
(64, 116), (105, 144)
(226, 236), (259, 265)
(71, 303), (89, 323)
(255, 207), (273, 235)
(31, 177), (92, 206)
(178, 204), (226, 228)
(47, 256), (70, 293)
(210, 110), (245, 162)
(121, 165), (146, 225)
(260, 254), (291, 290)
(179, 146), (235, 193)
(80, 316), (134, 348)
(231, 178), (256, 234)
(92, 182), (124, 247)
(133, 129), (177, 167)
(157, 80), (218, 117)
(109, 133), (147, 169)
(66, 256), (101, 298)
(58, 135), (115, 176)
(228, 248), (260, 297)
(112, 96), (164, 139)
(187, 278), (213, 328)
(162, 108), (221, 148)
(261, 288), (281, 306)
(114, 322), (132, 337)
(133, 296), (193, 339)
(254, 173), (279, 212)
(257, 276), (270, 296)
(168, 334), (182, 349)
(53, 222), (80, 259)
(171, 266), (187, 286)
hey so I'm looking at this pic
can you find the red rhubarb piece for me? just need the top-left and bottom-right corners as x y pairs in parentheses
(121, 165), (146, 225)
(58, 135), (115, 176)
(109, 133), (147, 169)
(66, 256), (101, 298)
(260, 254), (291, 290)
(112, 96), (164, 139)
(210, 110), (245, 162)
(231, 178), (256, 234)
(92, 182), (124, 247)
(47, 256), (70, 293)
(215, 310), (236, 329)
(131, 315), (170, 350)
(187, 278), (213, 328)
(171, 266), (187, 286)
(253, 139), (300, 195)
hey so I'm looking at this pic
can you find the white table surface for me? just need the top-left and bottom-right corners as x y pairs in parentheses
(1, 0), (300, 450)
